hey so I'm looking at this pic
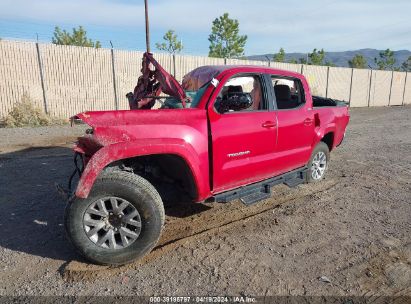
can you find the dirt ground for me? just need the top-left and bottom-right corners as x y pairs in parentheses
(0, 106), (410, 298)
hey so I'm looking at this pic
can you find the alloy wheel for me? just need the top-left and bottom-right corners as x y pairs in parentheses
(83, 197), (142, 249)
(311, 151), (327, 180)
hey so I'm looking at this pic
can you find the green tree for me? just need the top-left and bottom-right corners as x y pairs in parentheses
(348, 54), (367, 69)
(273, 48), (286, 62)
(374, 49), (396, 70)
(155, 30), (183, 54)
(401, 56), (411, 72)
(52, 26), (101, 48)
(208, 13), (247, 58)
(307, 48), (334, 66)
(289, 58), (298, 64)
(308, 48), (325, 65)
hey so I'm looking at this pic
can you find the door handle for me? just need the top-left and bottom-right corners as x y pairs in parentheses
(262, 121), (276, 128)
(303, 118), (314, 126)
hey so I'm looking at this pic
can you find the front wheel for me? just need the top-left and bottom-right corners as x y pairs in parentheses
(307, 142), (330, 183)
(64, 171), (165, 265)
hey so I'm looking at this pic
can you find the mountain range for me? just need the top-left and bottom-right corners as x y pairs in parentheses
(247, 49), (411, 69)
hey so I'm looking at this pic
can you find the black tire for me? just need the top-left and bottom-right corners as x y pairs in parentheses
(306, 142), (330, 183)
(64, 170), (165, 265)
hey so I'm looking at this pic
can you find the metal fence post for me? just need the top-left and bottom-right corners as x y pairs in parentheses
(388, 70), (394, 106)
(325, 66), (330, 98)
(224, 58), (227, 65)
(172, 54), (176, 78)
(265, 56), (271, 67)
(110, 42), (118, 110)
(348, 68), (354, 107)
(367, 69), (373, 107)
(300, 64), (304, 74)
(35, 42), (48, 114)
(402, 72), (408, 105)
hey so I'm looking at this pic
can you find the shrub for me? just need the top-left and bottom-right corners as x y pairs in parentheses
(3, 93), (66, 127)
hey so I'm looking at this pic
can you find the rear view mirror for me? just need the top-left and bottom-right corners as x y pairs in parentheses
(217, 93), (253, 113)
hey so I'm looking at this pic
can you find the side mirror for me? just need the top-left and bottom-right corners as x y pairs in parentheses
(217, 93), (253, 113)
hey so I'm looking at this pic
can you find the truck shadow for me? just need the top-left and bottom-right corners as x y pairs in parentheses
(163, 199), (212, 218)
(0, 146), (210, 263)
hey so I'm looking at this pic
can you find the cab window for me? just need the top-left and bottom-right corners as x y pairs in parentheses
(215, 75), (267, 114)
(271, 76), (305, 110)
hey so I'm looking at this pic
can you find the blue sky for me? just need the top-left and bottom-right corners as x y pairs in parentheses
(0, 0), (410, 55)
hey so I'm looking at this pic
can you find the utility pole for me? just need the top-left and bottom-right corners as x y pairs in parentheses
(144, 0), (151, 53)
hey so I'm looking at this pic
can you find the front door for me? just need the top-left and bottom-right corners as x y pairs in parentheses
(208, 74), (278, 193)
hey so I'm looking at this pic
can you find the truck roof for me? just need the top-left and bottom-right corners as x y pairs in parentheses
(182, 65), (302, 91)
(188, 65), (301, 74)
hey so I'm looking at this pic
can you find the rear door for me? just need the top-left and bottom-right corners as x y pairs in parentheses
(208, 73), (279, 193)
(270, 75), (316, 173)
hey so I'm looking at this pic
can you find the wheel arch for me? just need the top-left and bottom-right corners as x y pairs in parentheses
(75, 139), (208, 201)
(110, 154), (199, 202)
(321, 132), (334, 151)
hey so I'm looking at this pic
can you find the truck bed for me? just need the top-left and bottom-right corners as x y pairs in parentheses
(312, 96), (348, 108)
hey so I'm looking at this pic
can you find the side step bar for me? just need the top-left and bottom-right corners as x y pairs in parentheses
(240, 191), (271, 206)
(209, 167), (308, 205)
(284, 175), (305, 187)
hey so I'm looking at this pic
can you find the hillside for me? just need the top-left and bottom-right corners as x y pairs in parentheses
(247, 49), (411, 69)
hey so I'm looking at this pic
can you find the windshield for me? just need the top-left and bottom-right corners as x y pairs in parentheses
(155, 81), (210, 109)
(190, 81), (209, 107)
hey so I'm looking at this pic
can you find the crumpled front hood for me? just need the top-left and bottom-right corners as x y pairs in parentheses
(73, 109), (207, 148)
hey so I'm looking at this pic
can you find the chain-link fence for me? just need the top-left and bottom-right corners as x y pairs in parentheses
(0, 40), (410, 119)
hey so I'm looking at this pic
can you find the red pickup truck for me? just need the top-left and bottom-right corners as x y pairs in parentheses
(64, 55), (349, 265)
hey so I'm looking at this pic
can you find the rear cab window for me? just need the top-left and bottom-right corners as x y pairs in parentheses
(271, 76), (305, 110)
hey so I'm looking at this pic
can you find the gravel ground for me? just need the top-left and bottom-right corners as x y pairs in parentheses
(0, 124), (86, 153)
(0, 106), (410, 298)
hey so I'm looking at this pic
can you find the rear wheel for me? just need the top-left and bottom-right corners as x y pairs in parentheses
(307, 142), (330, 183)
(65, 171), (164, 265)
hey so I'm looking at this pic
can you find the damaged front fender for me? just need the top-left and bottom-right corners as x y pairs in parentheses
(75, 138), (209, 201)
